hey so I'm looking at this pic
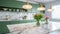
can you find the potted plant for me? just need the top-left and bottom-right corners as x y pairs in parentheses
(34, 13), (43, 26)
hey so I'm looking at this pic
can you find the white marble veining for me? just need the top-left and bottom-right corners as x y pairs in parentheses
(7, 22), (51, 34)
(0, 11), (35, 20)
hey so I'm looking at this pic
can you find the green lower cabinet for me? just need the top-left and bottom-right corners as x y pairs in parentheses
(0, 25), (9, 34)
(0, 20), (35, 34)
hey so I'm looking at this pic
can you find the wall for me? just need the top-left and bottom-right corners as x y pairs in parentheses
(0, 0), (40, 20)
(0, 0), (39, 13)
(0, 11), (37, 20)
(45, 0), (60, 22)
(0, 0), (39, 34)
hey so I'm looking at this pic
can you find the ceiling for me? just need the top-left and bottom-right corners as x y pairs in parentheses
(16, 0), (57, 4)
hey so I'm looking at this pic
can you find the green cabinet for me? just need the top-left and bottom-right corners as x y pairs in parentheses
(0, 20), (35, 34)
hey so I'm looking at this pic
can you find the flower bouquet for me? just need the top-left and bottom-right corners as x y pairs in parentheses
(45, 16), (49, 24)
(34, 13), (43, 26)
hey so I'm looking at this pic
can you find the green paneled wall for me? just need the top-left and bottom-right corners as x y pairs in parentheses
(0, 0), (39, 13)
(0, 0), (39, 34)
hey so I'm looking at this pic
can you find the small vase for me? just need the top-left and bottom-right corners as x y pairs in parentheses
(45, 19), (48, 24)
(36, 20), (40, 27)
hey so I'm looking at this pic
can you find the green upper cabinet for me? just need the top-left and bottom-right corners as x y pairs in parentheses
(0, 0), (39, 13)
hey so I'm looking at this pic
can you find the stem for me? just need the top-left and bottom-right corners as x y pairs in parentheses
(36, 20), (40, 26)
(45, 19), (48, 24)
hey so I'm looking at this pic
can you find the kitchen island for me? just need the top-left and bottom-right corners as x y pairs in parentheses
(0, 20), (35, 34)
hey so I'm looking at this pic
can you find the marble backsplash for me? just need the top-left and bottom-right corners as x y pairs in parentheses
(0, 11), (35, 20)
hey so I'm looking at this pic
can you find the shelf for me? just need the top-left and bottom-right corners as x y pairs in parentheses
(0, 6), (27, 12)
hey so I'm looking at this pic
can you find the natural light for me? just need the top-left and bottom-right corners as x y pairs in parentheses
(52, 5), (60, 19)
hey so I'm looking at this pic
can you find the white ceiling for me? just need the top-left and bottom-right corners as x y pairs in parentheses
(16, 0), (56, 4)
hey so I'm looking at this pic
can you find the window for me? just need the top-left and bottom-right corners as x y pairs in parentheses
(52, 5), (60, 19)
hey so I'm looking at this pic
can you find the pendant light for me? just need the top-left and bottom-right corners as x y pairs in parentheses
(47, 5), (54, 12)
(22, 0), (32, 10)
(37, 4), (45, 11)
